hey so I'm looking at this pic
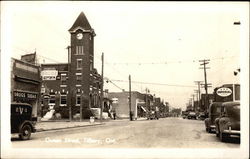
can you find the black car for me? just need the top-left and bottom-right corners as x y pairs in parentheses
(204, 102), (222, 133)
(187, 111), (197, 120)
(11, 102), (37, 140)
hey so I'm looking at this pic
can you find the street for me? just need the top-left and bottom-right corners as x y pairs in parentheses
(11, 117), (240, 148)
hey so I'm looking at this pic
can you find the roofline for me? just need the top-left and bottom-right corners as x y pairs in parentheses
(41, 63), (69, 66)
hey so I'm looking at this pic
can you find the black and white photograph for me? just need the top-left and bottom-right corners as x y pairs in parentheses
(1, 1), (249, 159)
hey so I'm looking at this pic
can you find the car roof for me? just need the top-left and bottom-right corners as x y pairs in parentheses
(11, 102), (32, 107)
(222, 101), (240, 107)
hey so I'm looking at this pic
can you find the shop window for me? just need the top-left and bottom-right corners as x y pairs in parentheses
(77, 59), (82, 70)
(76, 95), (81, 106)
(60, 95), (67, 106)
(49, 95), (55, 105)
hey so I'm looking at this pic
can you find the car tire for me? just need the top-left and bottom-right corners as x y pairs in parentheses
(19, 124), (32, 140)
(220, 132), (228, 142)
(208, 128), (212, 133)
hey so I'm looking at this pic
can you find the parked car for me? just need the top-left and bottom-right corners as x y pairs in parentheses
(11, 102), (37, 140)
(182, 111), (189, 119)
(198, 112), (206, 120)
(147, 110), (159, 120)
(204, 102), (222, 133)
(215, 101), (240, 142)
(187, 111), (196, 119)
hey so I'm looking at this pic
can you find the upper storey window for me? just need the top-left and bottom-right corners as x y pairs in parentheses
(76, 59), (82, 70)
(76, 46), (84, 55)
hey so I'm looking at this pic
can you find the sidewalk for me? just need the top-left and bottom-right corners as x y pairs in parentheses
(36, 120), (104, 132)
(35, 117), (148, 132)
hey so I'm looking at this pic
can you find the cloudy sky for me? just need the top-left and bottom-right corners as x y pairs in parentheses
(2, 2), (248, 110)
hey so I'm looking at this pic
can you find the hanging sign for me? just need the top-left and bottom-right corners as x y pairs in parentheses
(216, 87), (232, 97)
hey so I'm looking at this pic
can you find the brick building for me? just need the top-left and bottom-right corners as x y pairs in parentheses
(41, 12), (102, 119)
(11, 58), (41, 117)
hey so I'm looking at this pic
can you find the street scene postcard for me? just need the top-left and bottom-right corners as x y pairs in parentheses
(1, 1), (249, 159)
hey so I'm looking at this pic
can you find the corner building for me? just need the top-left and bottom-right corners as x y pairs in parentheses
(41, 12), (101, 119)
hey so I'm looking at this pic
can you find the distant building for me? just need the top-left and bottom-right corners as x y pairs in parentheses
(11, 58), (41, 117)
(40, 12), (102, 119)
(109, 91), (153, 119)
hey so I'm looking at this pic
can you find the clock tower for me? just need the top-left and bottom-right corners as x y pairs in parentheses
(68, 12), (96, 112)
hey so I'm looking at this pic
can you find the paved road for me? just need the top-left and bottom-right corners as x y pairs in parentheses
(11, 117), (240, 148)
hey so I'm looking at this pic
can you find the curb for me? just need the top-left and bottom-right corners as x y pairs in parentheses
(36, 123), (105, 132)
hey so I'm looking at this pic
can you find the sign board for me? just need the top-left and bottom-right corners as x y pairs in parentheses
(13, 91), (37, 100)
(216, 87), (232, 97)
(112, 98), (118, 103)
(41, 70), (58, 80)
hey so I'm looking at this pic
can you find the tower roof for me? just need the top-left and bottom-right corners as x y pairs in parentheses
(68, 12), (92, 32)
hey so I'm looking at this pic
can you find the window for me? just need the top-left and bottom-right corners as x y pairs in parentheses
(90, 60), (93, 71)
(76, 46), (84, 55)
(49, 95), (55, 105)
(76, 95), (81, 106)
(60, 95), (67, 106)
(61, 73), (67, 85)
(76, 59), (82, 70)
(76, 73), (82, 81)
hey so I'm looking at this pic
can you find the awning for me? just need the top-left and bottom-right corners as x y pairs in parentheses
(141, 106), (147, 112)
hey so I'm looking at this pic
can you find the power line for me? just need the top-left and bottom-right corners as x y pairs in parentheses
(109, 79), (196, 88)
(104, 55), (238, 66)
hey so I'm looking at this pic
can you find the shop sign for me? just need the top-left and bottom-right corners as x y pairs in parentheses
(14, 91), (37, 100)
(41, 70), (58, 80)
(112, 98), (118, 103)
(216, 87), (232, 97)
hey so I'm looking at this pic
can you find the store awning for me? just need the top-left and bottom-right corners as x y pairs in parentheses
(141, 106), (147, 112)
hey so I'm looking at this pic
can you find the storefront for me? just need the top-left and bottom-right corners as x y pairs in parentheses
(11, 58), (41, 117)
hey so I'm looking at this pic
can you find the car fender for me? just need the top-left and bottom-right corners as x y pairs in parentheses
(204, 118), (211, 128)
(219, 117), (230, 133)
(19, 120), (35, 133)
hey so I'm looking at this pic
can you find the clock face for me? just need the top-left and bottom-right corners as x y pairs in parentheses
(76, 33), (83, 40)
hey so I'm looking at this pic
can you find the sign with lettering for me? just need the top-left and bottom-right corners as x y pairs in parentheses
(15, 106), (28, 115)
(216, 87), (232, 97)
(13, 91), (37, 100)
(41, 70), (58, 80)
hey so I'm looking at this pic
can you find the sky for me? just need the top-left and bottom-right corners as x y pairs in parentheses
(2, 1), (249, 110)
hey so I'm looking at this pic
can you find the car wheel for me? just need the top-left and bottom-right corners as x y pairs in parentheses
(19, 125), (32, 140)
(220, 132), (228, 142)
(208, 128), (212, 133)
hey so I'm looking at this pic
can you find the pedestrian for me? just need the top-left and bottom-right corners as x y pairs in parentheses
(113, 110), (116, 120)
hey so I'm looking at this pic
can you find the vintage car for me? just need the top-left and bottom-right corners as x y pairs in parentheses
(204, 102), (222, 133)
(215, 101), (240, 142)
(198, 112), (206, 120)
(187, 111), (196, 120)
(11, 102), (37, 140)
(147, 110), (159, 120)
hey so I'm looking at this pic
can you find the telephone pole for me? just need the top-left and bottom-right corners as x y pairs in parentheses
(199, 59), (210, 113)
(100, 52), (104, 122)
(194, 81), (202, 112)
(129, 75), (132, 121)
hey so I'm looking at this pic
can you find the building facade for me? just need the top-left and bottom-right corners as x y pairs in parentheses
(11, 58), (41, 117)
(109, 91), (154, 119)
(41, 12), (102, 119)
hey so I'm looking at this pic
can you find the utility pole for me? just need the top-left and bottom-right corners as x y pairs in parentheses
(194, 81), (202, 112)
(199, 59), (210, 113)
(100, 52), (104, 122)
(129, 75), (132, 121)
